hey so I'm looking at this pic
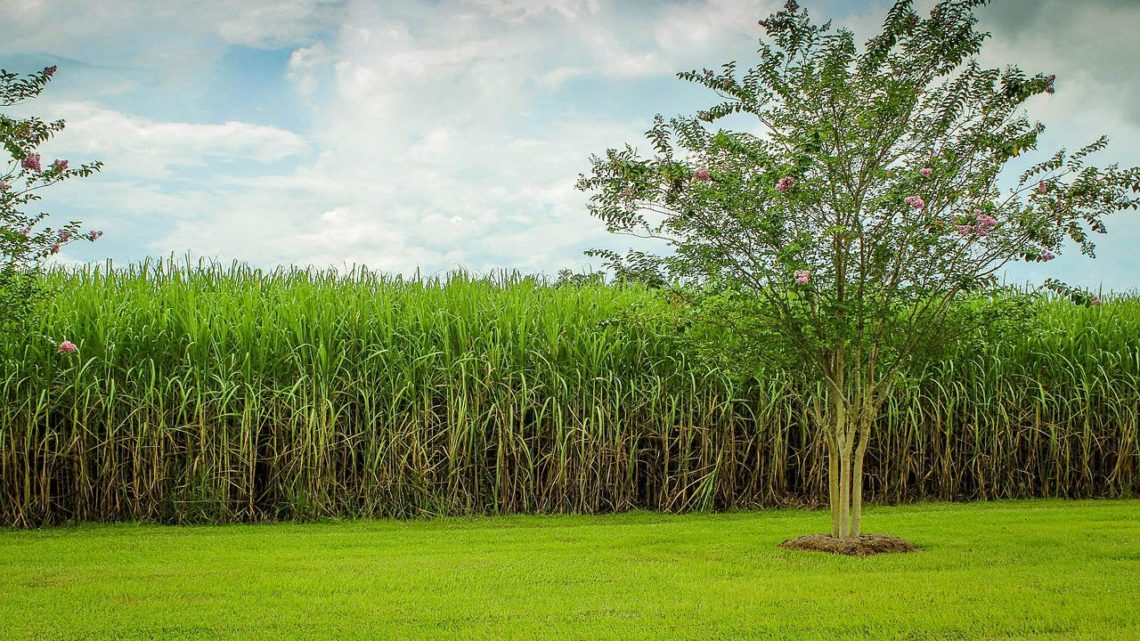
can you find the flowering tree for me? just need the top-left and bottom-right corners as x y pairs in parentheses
(1, 66), (102, 340)
(578, 0), (1140, 540)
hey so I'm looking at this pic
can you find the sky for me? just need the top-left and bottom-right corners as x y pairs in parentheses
(1, 0), (1138, 290)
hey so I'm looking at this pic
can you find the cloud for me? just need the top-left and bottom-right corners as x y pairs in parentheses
(216, 1), (346, 48)
(28, 103), (309, 180)
(979, 0), (1140, 127)
(138, 0), (671, 273)
(0, 0), (343, 57)
(464, 0), (601, 22)
(5, 0), (1138, 291)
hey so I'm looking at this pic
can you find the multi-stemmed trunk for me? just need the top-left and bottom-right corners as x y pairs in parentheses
(821, 390), (879, 539)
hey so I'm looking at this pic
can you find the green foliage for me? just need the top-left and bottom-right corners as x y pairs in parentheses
(0, 66), (102, 335)
(577, 0), (1140, 400)
(577, 0), (1140, 537)
(0, 261), (1135, 526)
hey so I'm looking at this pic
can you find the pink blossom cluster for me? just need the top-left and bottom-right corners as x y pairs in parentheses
(52, 159), (68, 172)
(919, 167), (933, 177)
(59, 229), (72, 242)
(1090, 294), (1101, 306)
(22, 154), (41, 172)
(974, 211), (997, 235)
(58, 340), (77, 355)
(43, 66), (57, 78)
(87, 230), (103, 241)
(958, 209), (998, 237)
(794, 269), (811, 285)
(904, 195), (925, 210)
(693, 166), (711, 182)
(1040, 250), (1056, 262)
(775, 176), (795, 193)
(1037, 180), (1048, 194)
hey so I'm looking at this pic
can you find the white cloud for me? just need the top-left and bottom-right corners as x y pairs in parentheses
(30, 103), (309, 180)
(217, 1), (343, 48)
(0, 0), (340, 57)
(7, 0), (1140, 289)
(464, 0), (600, 22)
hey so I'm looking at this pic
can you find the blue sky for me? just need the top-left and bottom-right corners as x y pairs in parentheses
(2, 0), (1138, 290)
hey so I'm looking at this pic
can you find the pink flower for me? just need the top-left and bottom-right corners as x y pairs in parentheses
(58, 340), (77, 355)
(956, 224), (973, 236)
(50, 243), (61, 254)
(693, 166), (711, 182)
(22, 154), (41, 172)
(1037, 180), (1048, 194)
(0, 181), (9, 191)
(775, 176), (795, 193)
(974, 214), (997, 236)
(52, 159), (69, 172)
(1090, 294), (1101, 306)
(87, 230), (103, 241)
(794, 269), (811, 285)
(1041, 250), (1056, 262)
(59, 229), (72, 242)
(904, 195), (925, 210)
(43, 66), (57, 78)
(21, 227), (31, 237)
(919, 167), (933, 177)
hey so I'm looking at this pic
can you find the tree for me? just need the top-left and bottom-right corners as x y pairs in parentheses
(578, 0), (1140, 540)
(1, 66), (102, 338)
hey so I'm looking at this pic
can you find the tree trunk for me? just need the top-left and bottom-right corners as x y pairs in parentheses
(850, 420), (873, 537)
(827, 435), (841, 537)
(825, 406), (874, 539)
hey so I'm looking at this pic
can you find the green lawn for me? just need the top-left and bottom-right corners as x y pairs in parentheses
(2, 500), (1138, 640)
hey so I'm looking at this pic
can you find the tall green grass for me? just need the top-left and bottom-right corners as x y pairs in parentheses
(0, 259), (1136, 526)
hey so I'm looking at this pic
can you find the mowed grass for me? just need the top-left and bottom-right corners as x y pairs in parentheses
(2, 500), (1138, 641)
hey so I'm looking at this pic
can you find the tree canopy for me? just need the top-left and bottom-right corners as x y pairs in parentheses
(578, 0), (1140, 539)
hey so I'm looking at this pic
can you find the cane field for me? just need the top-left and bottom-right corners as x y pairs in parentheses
(0, 260), (1138, 640)
(1, 260), (1137, 526)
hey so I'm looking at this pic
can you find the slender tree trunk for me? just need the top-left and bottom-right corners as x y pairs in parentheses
(850, 421), (872, 537)
(827, 435), (841, 537)
(839, 446), (851, 537)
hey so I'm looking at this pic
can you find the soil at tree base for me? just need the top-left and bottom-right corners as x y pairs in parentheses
(778, 533), (917, 556)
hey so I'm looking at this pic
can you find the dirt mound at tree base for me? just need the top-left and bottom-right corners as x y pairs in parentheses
(778, 534), (917, 556)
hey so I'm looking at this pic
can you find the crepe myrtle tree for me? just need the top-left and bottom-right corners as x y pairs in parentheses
(578, 0), (1140, 539)
(1, 66), (102, 339)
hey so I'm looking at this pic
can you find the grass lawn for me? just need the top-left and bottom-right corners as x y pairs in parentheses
(2, 500), (1138, 640)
